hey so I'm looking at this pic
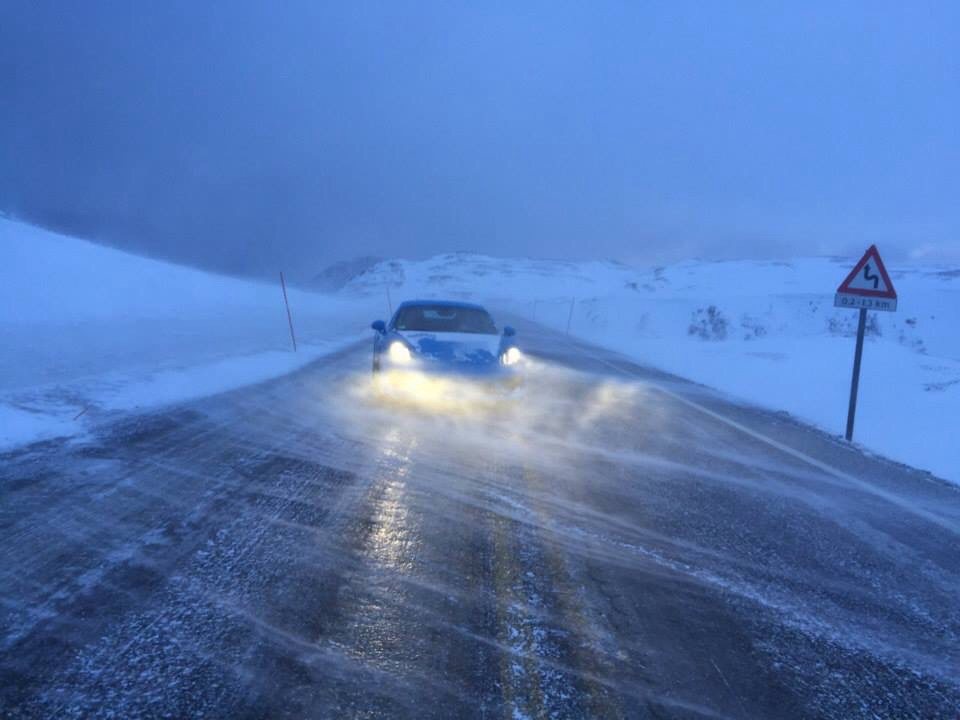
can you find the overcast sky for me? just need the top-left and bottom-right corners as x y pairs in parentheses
(2, 1), (957, 277)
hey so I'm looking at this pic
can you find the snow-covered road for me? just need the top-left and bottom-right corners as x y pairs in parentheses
(1, 322), (958, 719)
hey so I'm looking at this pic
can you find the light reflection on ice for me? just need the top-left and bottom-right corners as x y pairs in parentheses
(332, 358), (660, 468)
(368, 428), (416, 573)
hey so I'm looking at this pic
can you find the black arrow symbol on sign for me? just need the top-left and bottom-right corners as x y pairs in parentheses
(863, 263), (879, 289)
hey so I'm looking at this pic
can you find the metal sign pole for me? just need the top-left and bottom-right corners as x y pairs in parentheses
(845, 307), (867, 441)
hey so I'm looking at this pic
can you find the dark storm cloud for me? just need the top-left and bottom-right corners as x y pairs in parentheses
(2, 1), (958, 277)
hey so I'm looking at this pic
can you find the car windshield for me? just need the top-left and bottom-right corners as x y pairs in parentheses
(394, 305), (498, 334)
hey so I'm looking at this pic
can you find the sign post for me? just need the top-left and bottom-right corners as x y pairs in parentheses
(845, 307), (867, 441)
(834, 245), (897, 441)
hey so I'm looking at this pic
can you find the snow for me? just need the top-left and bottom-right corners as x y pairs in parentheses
(344, 254), (960, 484)
(0, 218), (377, 449)
(4, 216), (958, 486)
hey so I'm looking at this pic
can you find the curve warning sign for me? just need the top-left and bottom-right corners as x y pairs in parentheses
(834, 245), (897, 312)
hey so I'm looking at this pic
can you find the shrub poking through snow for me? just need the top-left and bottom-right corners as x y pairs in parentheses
(740, 314), (768, 341)
(827, 312), (882, 338)
(688, 306), (728, 340)
(896, 317), (926, 353)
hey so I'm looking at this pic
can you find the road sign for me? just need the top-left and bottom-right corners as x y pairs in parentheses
(834, 244), (897, 311)
(834, 245), (897, 441)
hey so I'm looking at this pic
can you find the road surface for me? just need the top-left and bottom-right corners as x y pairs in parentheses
(1, 320), (959, 719)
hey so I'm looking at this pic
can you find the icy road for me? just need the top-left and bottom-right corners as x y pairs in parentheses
(1, 321), (958, 719)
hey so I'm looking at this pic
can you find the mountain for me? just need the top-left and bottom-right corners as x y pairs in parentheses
(304, 256), (383, 293)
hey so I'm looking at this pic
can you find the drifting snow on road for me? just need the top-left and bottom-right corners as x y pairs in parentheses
(1, 325), (959, 718)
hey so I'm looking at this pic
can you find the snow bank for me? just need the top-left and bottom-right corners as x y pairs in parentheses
(346, 253), (960, 484)
(0, 218), (377, 449)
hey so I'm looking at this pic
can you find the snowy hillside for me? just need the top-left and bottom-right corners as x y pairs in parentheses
(303, 255), (382, 292)
(346, 253), (639, 308)
(345, 253), (960, 484)
(0, 218), (377, 448)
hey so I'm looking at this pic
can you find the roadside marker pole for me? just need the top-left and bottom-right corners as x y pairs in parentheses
(566, 297), (575, 335)
(844, 308), (867, 441)
(280, 271), (298, 352)
(385, 283), (393, 316)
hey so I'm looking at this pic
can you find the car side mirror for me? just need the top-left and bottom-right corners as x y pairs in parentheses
(503, 325), (516, 337)
(371, 320), (386, 333)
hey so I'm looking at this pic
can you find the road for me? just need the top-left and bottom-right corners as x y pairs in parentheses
(1, 320), (959, 719)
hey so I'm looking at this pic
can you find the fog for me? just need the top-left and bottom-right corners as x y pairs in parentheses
(2, 1), (957, 277)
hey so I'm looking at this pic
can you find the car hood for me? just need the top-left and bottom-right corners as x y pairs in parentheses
(399, 331), (502, 366)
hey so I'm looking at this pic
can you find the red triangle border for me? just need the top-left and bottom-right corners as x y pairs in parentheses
(836, 245), (897, 298)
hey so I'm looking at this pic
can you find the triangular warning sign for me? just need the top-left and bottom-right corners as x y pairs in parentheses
(837, 245), (896, 298)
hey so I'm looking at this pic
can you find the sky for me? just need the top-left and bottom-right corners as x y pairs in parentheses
(1, 1), (958, 278)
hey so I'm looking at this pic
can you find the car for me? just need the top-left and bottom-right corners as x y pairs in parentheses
(370, 300), (523, 389)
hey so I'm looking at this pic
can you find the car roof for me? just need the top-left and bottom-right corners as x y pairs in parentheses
(396, 299), (489, 312)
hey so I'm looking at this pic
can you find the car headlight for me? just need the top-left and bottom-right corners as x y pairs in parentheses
(388, 341), (413, 364)
(501, 347), (522, 366)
